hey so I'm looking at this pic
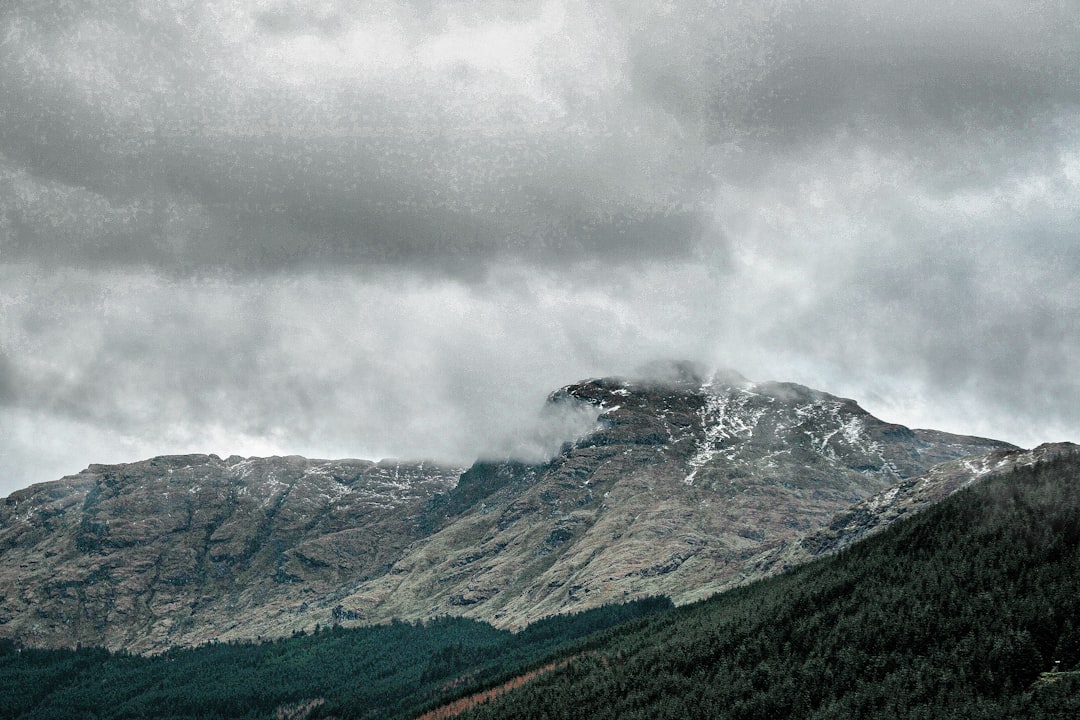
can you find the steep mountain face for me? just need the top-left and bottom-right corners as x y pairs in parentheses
(759, 441), (1080, 569)
(455, 444), (1080, 720)
(0, 370), (1015, 652)
(0, 455), (462, 652)
(338, 371), (1013, 626)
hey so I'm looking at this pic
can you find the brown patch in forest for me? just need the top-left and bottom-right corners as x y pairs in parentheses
(414, 659), (574, 720)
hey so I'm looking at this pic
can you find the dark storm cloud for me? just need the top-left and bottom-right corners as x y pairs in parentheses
(625, 0), (1080, 142)
(0, 0), (709, 273)
(0, 351), (16, 406)
(2, 0), (1076, 272)
(1, 0), (1079, 494)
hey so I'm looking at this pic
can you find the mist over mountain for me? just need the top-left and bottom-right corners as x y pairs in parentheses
(0, 371), (1015, 653)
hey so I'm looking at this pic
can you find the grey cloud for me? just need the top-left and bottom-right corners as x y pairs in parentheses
(253, 1), (350, 36)
(0, 352), (15, 406)
(3, 0), (1076, 274)
(626, 0), (1080, 146)
(1, 0), (1079, 495)
(0, 0), (708, 274)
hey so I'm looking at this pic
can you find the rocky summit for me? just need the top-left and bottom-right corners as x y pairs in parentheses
(0, 370), (1016, 652)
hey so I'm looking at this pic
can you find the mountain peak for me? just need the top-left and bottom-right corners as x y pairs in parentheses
(0, 370), (1020, 653)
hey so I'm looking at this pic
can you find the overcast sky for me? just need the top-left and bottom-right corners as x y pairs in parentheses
(2, 0), (1078, 496)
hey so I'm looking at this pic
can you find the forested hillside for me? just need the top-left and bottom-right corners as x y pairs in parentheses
(0, 598), (670, 720)
(459, 452), (1080, 720)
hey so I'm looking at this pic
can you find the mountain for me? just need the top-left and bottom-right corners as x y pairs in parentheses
(4, 444), (1077, 720)
(753, 441), (1080, 574)
(0, 369), (1014, 652)
(454, 443), (1080, 720)
(0, 456), (463, 652)
(361, 370), (1013, 625)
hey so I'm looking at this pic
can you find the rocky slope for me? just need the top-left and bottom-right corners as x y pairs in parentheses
(341, 369), (1015, 624)
(0, 369), (1016, 652)
(754, 441), (1080, 573)
(0, 455), (462, 652)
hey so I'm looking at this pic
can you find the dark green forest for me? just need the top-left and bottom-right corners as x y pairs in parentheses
(461, 455), (1080, 720)
(5, 455), (1080, 719)
(0, 598), (670, 720)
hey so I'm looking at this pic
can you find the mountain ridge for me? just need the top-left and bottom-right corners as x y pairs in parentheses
(0, 371), (1017, 652)
(747, 441), (1079, 578)
(4, 443), (1077, 720)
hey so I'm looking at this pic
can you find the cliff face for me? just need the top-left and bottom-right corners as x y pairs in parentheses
(0, 372), (1016, 652)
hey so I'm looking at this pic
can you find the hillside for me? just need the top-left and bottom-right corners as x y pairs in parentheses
(458, 443), (1080, 720)
(750, 441), (1080, 574)
(0, 369), (1013, 652)
(0, 598), (672, 720)
(3, 445), (1076, 719)
(0, 456), (463, 652)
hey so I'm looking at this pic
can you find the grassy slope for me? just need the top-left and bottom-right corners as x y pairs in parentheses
(459, 454), (1080, 720)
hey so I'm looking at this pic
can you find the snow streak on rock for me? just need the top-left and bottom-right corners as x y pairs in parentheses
(685, 378), (767, 485)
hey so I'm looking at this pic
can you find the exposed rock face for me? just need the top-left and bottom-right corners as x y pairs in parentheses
(0, 371), (1016, 652)
(337, 372), (1014, 625)
(0, 455), (461, 652)
(760, 441), (1080, 569)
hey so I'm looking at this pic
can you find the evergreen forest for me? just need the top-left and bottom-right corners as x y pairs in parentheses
(0, 598), (670, 719)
